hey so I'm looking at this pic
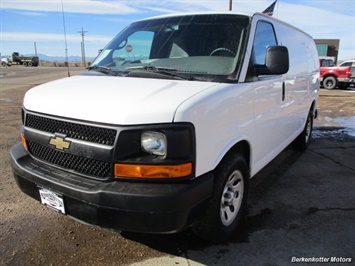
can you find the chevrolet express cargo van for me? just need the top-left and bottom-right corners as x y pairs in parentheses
(10, 12), (319, 242)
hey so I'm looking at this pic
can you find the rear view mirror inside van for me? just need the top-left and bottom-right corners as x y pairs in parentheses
(256, 46), (289, 75)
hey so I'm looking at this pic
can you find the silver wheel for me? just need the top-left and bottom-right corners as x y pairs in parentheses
(220, 170), (244, 226)
(192, 153), (248, 243)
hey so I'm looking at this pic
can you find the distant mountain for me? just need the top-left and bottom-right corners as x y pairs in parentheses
(1, 53), (94, 62)
(37, 54), (95, 62)
(36, 54), (78, 61)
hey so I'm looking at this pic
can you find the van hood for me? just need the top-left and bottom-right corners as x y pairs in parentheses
(24, 75), (215, 125)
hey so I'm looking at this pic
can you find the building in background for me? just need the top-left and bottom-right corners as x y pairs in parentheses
(314, 39), (340, 65)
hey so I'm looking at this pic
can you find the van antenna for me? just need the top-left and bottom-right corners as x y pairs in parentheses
(61, 0), (70, 77)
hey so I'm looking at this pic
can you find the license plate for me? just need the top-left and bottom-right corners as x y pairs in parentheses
(39, 188), (65, 214)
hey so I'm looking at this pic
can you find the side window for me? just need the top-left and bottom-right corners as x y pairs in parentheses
(339, 62), (351, 67)
(253, 21), (277, 65)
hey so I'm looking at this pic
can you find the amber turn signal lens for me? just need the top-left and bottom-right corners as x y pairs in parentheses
(21, 134), (27, 150)
(114, 163), (192, 179)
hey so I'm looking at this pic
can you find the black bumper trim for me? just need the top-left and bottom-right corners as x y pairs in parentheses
(10, 143), (214, 233)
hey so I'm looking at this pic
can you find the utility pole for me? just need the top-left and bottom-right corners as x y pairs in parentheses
(78, 27), (87, 67)
(229, 0), (232, 11)
(34, 42), (38, 57)
(61, 0), (70, 76)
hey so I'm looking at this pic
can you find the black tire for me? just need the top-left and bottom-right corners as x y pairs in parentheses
(338, 82), (348, 90)
(323, 76), (337, 90)
(192, 153), (249, 243)
(293, 109), (313, 151)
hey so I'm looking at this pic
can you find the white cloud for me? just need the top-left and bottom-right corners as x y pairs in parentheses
(276, 2), (354, 60)
(0, 0), (274, 15)
(1, 0), (139, 14)
(9, 10), (48, 16)
(1, 32), (111, 43)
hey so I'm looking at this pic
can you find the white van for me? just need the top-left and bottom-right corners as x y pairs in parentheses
(10, 12), (319, 243)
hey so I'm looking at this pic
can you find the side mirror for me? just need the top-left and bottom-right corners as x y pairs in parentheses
(255, 46), (289, 75)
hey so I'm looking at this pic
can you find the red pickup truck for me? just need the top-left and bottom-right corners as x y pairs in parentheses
(320, 60), (355, 89)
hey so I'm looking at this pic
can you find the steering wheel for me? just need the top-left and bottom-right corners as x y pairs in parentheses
(210, 47), (236, 56)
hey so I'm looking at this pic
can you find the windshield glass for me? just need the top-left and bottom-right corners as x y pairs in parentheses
(91, 14), (250, 79)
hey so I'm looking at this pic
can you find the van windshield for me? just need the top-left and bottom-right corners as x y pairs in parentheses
(90, 14), (250, 81)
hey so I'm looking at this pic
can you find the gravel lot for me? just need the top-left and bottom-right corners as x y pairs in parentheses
(1, 66), (354, 265)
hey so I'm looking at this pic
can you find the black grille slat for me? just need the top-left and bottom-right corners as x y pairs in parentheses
(26, 114), (117, 146)
(28, 142), (111, 179)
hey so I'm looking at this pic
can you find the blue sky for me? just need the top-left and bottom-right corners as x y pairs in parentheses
(1, 0), (354, 60)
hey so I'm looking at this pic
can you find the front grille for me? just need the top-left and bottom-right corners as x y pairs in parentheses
(28, 141), (111, 179)
(26, 114), (117, 146)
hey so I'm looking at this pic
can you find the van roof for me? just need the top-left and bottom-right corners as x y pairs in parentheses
(137, 11), (254, 21)
(136, 11), (314, 39)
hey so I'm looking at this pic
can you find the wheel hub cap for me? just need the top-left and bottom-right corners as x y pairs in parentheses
(220, 170), (244, 226)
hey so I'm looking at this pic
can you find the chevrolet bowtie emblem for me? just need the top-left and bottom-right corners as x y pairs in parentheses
(49, 135), (71, 150)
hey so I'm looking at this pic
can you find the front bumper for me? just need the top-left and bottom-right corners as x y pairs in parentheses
(320, 77), (355, 84)
(10, 143), (214, 233)
(345, 77), (355, 84)
(333, 77), (355, 84)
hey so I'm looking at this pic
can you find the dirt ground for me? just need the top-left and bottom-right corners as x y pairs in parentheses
(0, 66), (354, 265)
(314, 88), (355, 127)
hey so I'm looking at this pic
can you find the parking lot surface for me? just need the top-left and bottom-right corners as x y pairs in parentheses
(0, 66), (354, 265)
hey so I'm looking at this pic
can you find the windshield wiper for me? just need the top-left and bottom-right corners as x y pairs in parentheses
(86, 65), (118, 76)
(125, 65), (198, 81)
(125, 65), (177, 72)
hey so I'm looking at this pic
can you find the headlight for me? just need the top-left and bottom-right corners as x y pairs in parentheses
(141, 131), (167, 156)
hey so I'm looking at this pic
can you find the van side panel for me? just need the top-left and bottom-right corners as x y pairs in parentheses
(175, 15), (319, 178)
(244, 17), (297, 176)
(274, 21), (319, 128)
(245, 15), (319, 176)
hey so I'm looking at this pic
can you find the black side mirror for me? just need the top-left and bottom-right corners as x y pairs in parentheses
(255, 46), (289, 75)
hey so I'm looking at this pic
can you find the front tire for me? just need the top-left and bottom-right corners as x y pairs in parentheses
(192, 153), (249, 243)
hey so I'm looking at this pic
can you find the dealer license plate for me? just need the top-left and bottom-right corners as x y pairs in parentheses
(39, 188), (65, 214)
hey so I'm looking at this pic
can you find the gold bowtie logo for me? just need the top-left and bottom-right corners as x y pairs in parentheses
(49, 135), (71, 150)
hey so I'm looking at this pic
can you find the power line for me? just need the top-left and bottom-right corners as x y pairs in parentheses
(61, 0), (70, 76)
